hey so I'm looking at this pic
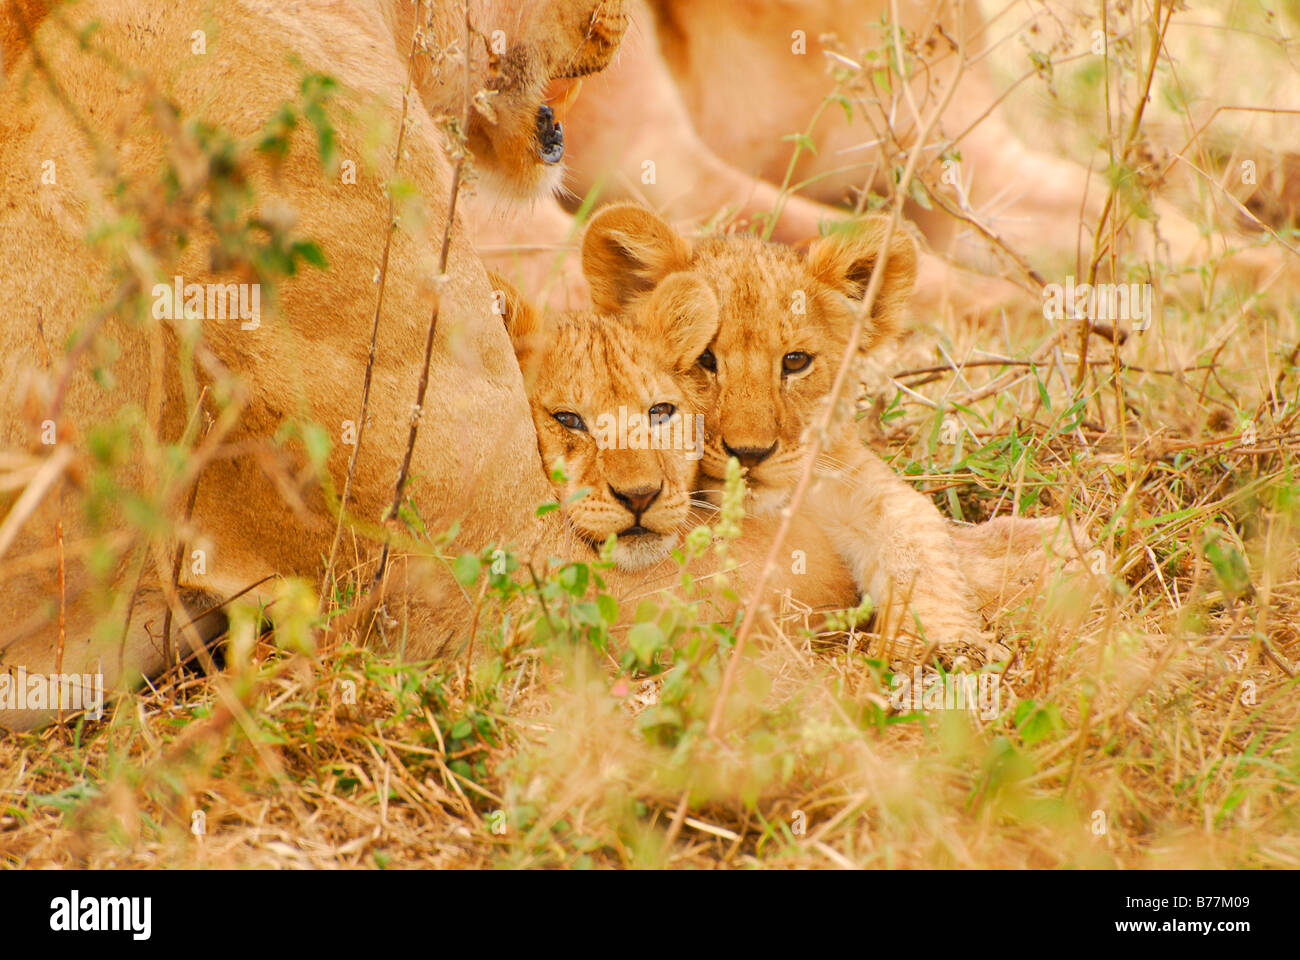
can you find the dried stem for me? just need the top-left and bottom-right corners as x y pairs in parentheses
(1074, 0), (1175, 390)
(374, 4), (473, 587)
(323, 6), (426, 611)
(55, 517), (66, 725)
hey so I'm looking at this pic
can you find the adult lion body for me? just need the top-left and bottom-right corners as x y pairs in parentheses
(0, 0), (629, 730)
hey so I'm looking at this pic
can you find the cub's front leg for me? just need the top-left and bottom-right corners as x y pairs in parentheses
(807, 439), (980, 656)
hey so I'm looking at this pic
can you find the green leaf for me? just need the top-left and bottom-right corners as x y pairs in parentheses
(1013, 698), (1037, 726)
(1017, 701), (1063, 746)
(596, 593), (619, 624)
(833, 94), (853, 124)
(257, 105), (298, 159)
(1215, 788), (1246, 824)
(1034, 369), (1052, 413)
(1203, 529), (1251, 599)
(571, 601), (604, 626)
(780, 132), (818, 156)
(536, 501), (560, 516)
(452, 553), (480, 586)
(559, 563), (589, 597)
(304, 100), (338, 172)
(301, 421), (331, 469)
(628, 622), (665, 667)
(292, 240), (328, 269)
(907, 176), (932, 210)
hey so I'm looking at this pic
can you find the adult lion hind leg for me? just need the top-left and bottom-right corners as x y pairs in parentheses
(641, 0), (1292, 302)
(0, 585), (226, 732)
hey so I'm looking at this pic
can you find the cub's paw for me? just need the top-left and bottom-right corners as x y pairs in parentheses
(875, 595), (984, 664)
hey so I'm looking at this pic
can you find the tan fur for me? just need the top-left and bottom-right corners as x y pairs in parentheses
(0, 0), (629, 730)
(949, 516), (1088, 621)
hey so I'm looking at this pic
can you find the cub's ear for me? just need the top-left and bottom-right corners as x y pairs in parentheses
(488, 271), (549, 389)
(638, 272), (719, 374)
(488, 270), (542, 354)
(581, 203), (691, 312)
(806, 217), (917, 349)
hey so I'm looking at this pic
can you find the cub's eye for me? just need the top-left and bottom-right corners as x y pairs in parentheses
(782, 352), (813, 374)
(552, 411), (587, 432)
(648, 402), (676, 425)
(697, 349), (717, 372)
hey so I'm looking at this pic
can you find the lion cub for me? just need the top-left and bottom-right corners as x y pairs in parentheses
(578, 204), (986, 654)
(492, 271), (715, 572)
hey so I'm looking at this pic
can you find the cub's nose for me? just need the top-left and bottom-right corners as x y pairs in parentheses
(722, 440), (778, 468)
(610, 483), (662, 517)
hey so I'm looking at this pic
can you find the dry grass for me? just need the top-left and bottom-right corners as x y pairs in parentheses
(3, 0), (1299, 869)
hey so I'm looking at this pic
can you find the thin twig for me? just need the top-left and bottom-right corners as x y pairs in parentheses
(162, 385), (210, 672)
(55, 518), (66, 725)
(375, 3), (474, 586)
(323, 5), (426, 610)
(1075, 0), (1175, 389)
